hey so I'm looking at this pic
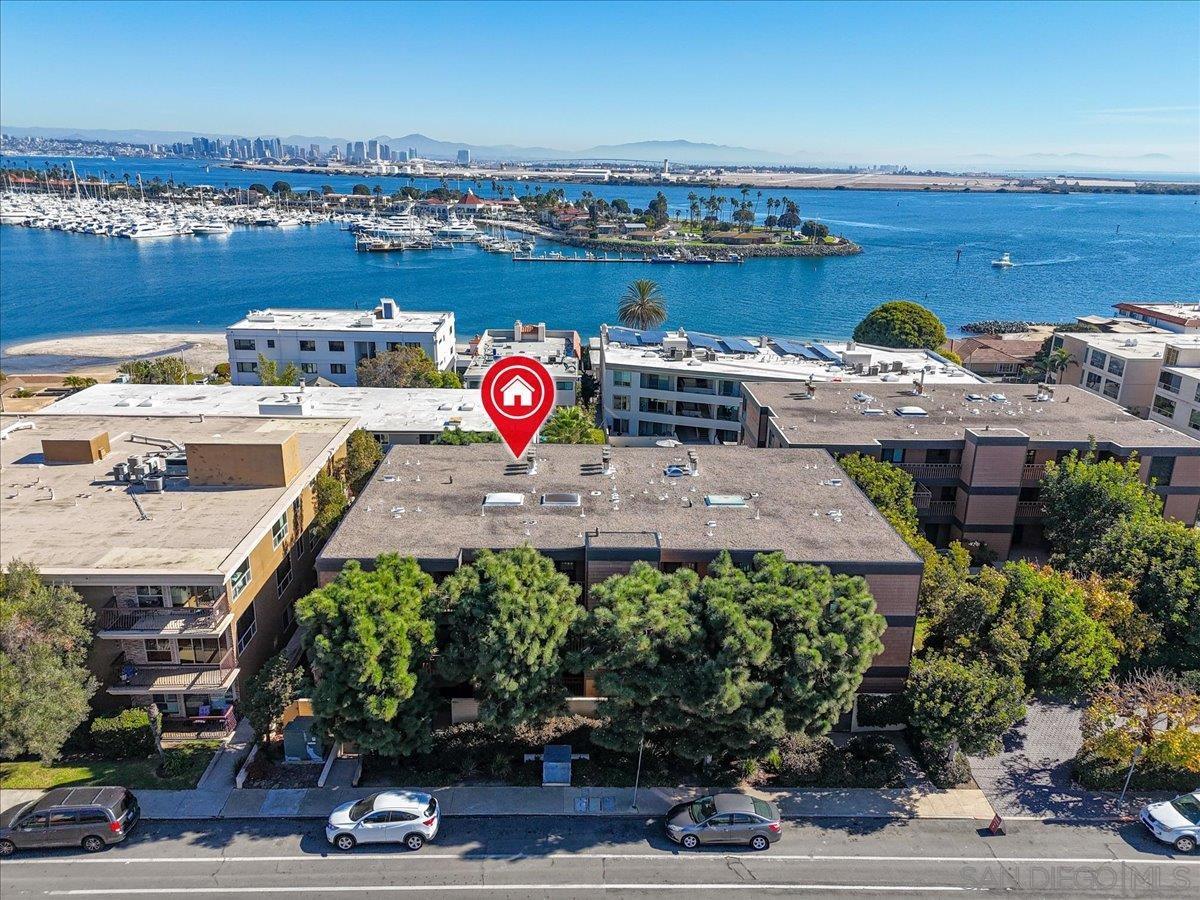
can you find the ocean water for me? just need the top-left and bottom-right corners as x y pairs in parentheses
(2, 157), (1198, 346)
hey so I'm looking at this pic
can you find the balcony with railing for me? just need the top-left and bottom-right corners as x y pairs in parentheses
(107, 648), (239, 695)
(912, 484), (932, 510)
(1016, 501), (1047, 520)
(924, 500), (956, 518)
(1021, 463), (1047, 485)
(97, 594), (232, 638)
(898, 462), (961, 481)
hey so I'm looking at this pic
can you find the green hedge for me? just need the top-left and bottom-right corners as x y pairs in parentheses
(770, 734), (904, 788)
(89, 709), (156, 759)
(856, 694), (909, 728)
(1073, 748), (1197, 793)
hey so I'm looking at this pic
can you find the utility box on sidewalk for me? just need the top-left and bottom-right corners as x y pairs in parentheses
(543, 744), (572, 786)
(283, 716), (323, 763)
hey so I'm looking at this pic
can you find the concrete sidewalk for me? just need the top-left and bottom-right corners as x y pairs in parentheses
(2, 783), (995, 822)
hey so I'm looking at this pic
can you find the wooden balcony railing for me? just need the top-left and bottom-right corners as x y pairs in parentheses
(1021, 464), (1047, 484)
(924, 500), (956, 518)
(912, 485), (932, 510)
(898, 462), (961, 481)
(1016, 501), (1047, 519)
(97, 594), (231, 634)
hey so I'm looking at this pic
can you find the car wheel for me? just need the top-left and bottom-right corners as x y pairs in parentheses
(750, 835), (769, 851)
(0, 839), (15, 857)
(405, 833), (425, 851)
(334, 834), (356, 851)
(1175, 835), (1197, 854)
(81, 836), (106, 853)
(681, 834), (699, 850)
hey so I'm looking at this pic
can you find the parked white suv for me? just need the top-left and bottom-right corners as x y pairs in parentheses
(326, 791), (440, 851)
(1140, 791), (1199, 853)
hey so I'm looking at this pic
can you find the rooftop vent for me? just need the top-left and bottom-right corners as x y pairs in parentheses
(483, 492), (525, 508)
(894, 406), (929, 418)
(705, 494), (747, 508)
(541, 493), (582, 508)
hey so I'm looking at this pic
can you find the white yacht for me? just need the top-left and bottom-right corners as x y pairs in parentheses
(122, 221), (179, 239)
(991, 252), (1014, 268)
(193, 221), (232, 235)
(437, 217), (478, 239)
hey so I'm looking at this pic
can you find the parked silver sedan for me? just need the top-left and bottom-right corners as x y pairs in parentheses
(665, 793), (782, 850)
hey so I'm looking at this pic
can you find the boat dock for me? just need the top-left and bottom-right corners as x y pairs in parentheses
(512, 252), (742, 265)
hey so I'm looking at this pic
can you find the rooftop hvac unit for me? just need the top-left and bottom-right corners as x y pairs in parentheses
(144, 475), (165, 493)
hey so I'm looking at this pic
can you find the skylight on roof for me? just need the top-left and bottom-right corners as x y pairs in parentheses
(483, 492), (525, 508)
(894, 406), (929, 418)
(704, 494), (747, 508)
(541, 493), (582, 508)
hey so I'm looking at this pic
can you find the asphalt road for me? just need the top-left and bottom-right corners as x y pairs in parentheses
(2, 817), (1197, 898)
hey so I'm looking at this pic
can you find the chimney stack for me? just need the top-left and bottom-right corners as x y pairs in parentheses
(526, 450), (538, 475)
(601, 446), (612, 475)
(687, 449), (699, 476)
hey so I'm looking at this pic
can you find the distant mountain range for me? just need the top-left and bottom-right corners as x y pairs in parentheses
(0, 125), (790, 166)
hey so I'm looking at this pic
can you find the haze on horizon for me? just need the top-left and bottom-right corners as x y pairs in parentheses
(1, 0), (1198, 173)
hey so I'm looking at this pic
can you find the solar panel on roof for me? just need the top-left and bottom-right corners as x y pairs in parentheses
(811, 343), (843, 363)
(771, 338), (820, 360)
(688, 333), (724, 351)
(606, 327), (643, 345)
(721, 337), (756, 353)
(641, 330), (668, 344)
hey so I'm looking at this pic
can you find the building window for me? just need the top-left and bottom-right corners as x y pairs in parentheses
(1025, 448), (1037, 464)
(1102, 379), (1120, 399)
(718, 380), (740, 397)
(1164, 346), (1179, 367)
(135, 585), (165, 608)
(554, 380), (574, 391)
(275, 555), (293, 594)
(612, 395), (629, 411)
(637, 420), (674, 437)
(1148, 456), (1175, 487)
(233, 339), (256, 351)
(640, 373), (672, 391)
(179, 637), (223, 664)
(1158, 371), (1182, 394)
(231, 558), (252, 598)
(1085, 371), (1102, 391)
(610, 417), (630, 436)
(1194, 383), (1200, 404)
(267, 339), (275, 349)
(1152, 394), (1177, 419)
(880, 447), (905, 464)
(301, 363), (317, 375)
(236, 361), (258, 374)
(1189, 409), (1200, 432)
(328, 340), (345, 352)
(145, 638), (173, 663)
(330, 363), (347, 375)
(372, 432), (390, 445)
(169, 586), (216, 608)
(639, 397), (671, 415)
(299, 340), (317, 352)
(1107, 357), (1125, 377)
(1088, 349), (1107, 370)
(236, 604), (257, 653)
(271, 512), (289, 548)
(152, 693), (181, 716)
(611, 370), (632, 387)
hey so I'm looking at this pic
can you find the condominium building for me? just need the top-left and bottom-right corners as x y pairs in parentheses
(1148, 355), (1200, 438)
(1050, 331), (1200, 417)
(460, 321), (583, 407)
(44, 383), (492, 446)
(0, 413), (354, 737)
(227, 298), (456, 387)
(1107, 301), (1200, 334)
(318, 444), (926, 699)
(594, 325), (983, 444)
(742, 381), (1200, 560)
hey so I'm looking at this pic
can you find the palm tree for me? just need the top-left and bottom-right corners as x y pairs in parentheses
(1040, 347), (1075, 382)
(618, 280), (667, 331)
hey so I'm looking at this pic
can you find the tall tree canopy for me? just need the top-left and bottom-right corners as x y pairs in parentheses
(438, 547), (583, 729)
(906, 653), (1026, 755)
(852, 301), (947, 350)
(617, 280), (667, 331)
(257, 354), (300, 387)
(539, 406), (605, 444)
(580, 552), (886, 761)
(0, 561), (97, 762)
(356, 347), (461, 389)
(296, 555), (437, 756)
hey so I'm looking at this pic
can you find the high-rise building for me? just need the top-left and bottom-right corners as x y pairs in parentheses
(457, 148), (471, 166)
(408, 146), (416, 160)
(252, 138), (266, 159)
(398, 150), (410, 162)
(353, 141), (366, 163)
(367, 139), (379, 161)
(270, 137), (282, 159)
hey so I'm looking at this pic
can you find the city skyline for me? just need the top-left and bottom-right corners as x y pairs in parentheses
(1, 1), (1198, 172)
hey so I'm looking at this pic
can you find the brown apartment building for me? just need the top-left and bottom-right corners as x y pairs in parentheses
(0, 413), (353, 737)
(742, 381), (1200, 560)
(317, 444), (925, 699)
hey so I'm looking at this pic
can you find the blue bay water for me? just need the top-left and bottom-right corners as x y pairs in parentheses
(2, 156), (1198, 346)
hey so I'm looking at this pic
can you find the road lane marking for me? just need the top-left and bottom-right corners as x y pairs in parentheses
(46, 884), (974, 897)
(8, 853), (1199, 866)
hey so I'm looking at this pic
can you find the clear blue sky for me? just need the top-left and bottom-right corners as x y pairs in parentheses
(2, 0), (1197, 170)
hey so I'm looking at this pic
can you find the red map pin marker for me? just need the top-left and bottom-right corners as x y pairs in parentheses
(480, 355), (557, 459)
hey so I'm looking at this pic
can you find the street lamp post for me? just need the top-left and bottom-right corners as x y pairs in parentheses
(631, 732), (645, 812)
(1117, 745), (1143, 808)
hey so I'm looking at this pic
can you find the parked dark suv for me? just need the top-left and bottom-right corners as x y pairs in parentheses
(0, 787), (139, 855)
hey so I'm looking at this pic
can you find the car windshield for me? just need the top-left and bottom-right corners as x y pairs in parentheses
(1170, 796), (1200, 825)
(424, 799), (437, 818)
(349, 793), (380, 821)
(689, 798), (717, 823)
(751, 798), (775, 820)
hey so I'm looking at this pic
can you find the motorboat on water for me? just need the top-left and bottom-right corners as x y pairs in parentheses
(437, 217), (478, 238)
(193, 221), (232, 235)
(991, 252), (1014, 268)
(122, 221), (179, 239)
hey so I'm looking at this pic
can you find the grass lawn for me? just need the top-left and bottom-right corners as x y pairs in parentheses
(1, 743), (221, 791)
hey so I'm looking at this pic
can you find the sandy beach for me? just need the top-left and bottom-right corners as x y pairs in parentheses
(0, 330), (227, 375)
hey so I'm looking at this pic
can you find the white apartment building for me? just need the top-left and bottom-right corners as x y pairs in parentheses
(1148, 343), (1200, 437)
(459, 321), (583, 407)
(594, 325), (984, 444)
(1050, 330), (1200, 418)
(1109, 301), (1200, 334)
(227, 298), (455, 387)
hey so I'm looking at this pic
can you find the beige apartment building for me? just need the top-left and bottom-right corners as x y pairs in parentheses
(742, 381), (1200, 561)
(0, 413), (353, 737)
(318, 444), (925, 698)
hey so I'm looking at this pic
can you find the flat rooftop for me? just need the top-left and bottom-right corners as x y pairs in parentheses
(227, 306), (452, 332)
(745, 381), (1200, 450)
(599, 328), (984, 385)
(0, 414), (354, 577)
(1112, 301), (1200, 327)
(319, 444), (921, 569)
(42, 384), (493, 434)
(463, 338), (580, 378)
(1065, 331), (1200, 359)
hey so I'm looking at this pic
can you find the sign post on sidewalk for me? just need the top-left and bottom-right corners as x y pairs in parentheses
(630, 732), (645, 812)
(1117, 745), (1143, 807)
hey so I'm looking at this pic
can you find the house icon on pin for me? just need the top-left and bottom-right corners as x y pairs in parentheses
(500, 375), (535, 407)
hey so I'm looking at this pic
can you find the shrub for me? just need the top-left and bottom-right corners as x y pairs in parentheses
(856, 694), (909, 728)
(914, 736), (972, 788)
(89, 709), (155, 759)
(1073, 742), (1198, 793)
(160, 741), (219, 778)
(769, 734), (903, 788)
